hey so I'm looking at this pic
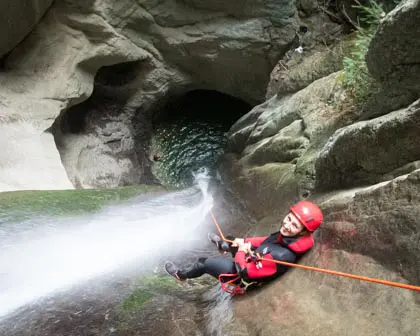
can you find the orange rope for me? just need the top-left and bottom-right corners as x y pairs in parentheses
(209, 208), (420, 292)
(209, 209), (234, 243)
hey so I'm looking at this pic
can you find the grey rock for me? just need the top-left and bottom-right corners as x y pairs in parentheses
(296, 0), (319, 15)
(315, 99), (420, 190)
(222, 72), (357, 219)
(266, 36), (352, 99)
(366, 0), (420, 94)
(0, 0), (299, 190)
(0, 1), (53, 58)
(223, 170), (420, 336)
(241, 119), (310, 165)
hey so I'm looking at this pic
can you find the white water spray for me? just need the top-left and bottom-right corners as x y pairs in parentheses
(0, 172), (213, 318)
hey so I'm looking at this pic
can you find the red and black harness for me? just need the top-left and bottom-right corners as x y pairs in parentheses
(218, 233), (314, 294)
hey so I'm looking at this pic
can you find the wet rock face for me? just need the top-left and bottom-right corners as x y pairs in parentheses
(221, 170), (420, 336)
(0, 0), (299, 190)
(53, 91), (157, 188)
(366, 0), (420, 95)
(321, 169), (420, 286)
(223, 0), (420, 219)
(221, 72), (354, 219)
(315, 99), (420, 190)
(266, 37), (352, 100)
(0, 276), (208, 336)
(219, 3), (420, 334)
(0, 0), (53, 58)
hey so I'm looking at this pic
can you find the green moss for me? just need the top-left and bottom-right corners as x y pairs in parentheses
(335, 70), (346, 84)
(137, 274), (181, 293)
(117, 274), (181, 332)
(118, 275), (180, 315)
(117, 287), (155, 334)
(0, 185), (166, 221)
(120, 288), (154, 312)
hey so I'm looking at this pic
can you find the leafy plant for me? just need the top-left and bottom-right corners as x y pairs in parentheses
(342, 0), (385, 104)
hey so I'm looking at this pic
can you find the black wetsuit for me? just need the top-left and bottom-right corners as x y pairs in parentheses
(177, 232), (314, 283)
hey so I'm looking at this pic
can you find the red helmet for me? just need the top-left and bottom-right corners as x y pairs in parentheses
(290, 200), (323, 232)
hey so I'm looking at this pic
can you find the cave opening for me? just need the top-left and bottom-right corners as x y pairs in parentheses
(150, 89), (252, 188)
(52, 62), (252, 189)
(153, 89), (251, 130)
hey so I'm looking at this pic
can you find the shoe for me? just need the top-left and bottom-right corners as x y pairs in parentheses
(208, 233), (222, 248)
(164, 261), (185, 282)
(208, 233), (229, 254)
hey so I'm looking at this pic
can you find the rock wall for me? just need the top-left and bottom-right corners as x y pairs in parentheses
(0, 0), (300, 190)
(221, 70), (355, 218)
(220, 1), (420, 335)
(316, 99), (420, 190)
(366, 0), (420, 95)
(1, 0), (419, 335)
(0, 0), (53, 58)
(223, 170), (420, 336)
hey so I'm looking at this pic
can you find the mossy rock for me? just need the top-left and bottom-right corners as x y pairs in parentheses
(0, 185), (167, 221)
(118, 273), (214, 314)
(116, 272), (216, 335)
(136, 274), (182, 293)
(120, 288), (154, 313)
(119, 274), (181, 314)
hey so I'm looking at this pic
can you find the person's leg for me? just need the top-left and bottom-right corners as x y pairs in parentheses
(179, 255), (237, 279)
(176, 257), (206, 278)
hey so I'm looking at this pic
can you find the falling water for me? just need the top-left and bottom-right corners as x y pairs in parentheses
(203, 285), (234, 336)
(0, 171), (214, 319)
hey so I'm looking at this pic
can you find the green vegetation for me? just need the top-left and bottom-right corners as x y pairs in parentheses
(0, 185), (166, 221)
(120, 288), (154, 313)
(342, 0), (385, 104)
(119, 274), (181, 312)
(117, 274), (183, 332)
(137, 273), (181, 292)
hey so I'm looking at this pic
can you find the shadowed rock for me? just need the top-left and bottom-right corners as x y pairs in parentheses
(315, 99), (420, 191)
(0, 1), (53, 58)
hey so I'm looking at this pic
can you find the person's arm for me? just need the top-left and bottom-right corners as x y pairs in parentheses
(244, 236), (268, 249)
(234, 245), (297, 282)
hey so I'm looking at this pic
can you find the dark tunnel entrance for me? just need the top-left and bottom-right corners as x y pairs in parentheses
(52, 82), (252, 189)
(153, 89), (251, 130)
(151, 89), (252, 188)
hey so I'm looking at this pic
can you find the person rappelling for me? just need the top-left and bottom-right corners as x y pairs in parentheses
(165, 200), (323, 294)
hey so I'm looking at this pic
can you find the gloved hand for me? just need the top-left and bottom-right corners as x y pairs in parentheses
(249, 253), (260, 262)
(232, 238), (251, 253)
(231, 238), (244, 247)
(238, 242), (251, 253)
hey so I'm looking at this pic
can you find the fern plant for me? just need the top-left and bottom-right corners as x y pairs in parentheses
(343, 0), (385, 104)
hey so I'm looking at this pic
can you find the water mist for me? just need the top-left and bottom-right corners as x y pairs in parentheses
(0, 172), (213, 319)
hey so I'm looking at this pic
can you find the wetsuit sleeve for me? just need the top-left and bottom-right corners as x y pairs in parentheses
(235, 245), (297, 282)
(244, 236), (268, 248)
(233, 250), (248, 269)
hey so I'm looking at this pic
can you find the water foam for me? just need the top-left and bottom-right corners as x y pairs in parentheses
(0, 172), (213, 318)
